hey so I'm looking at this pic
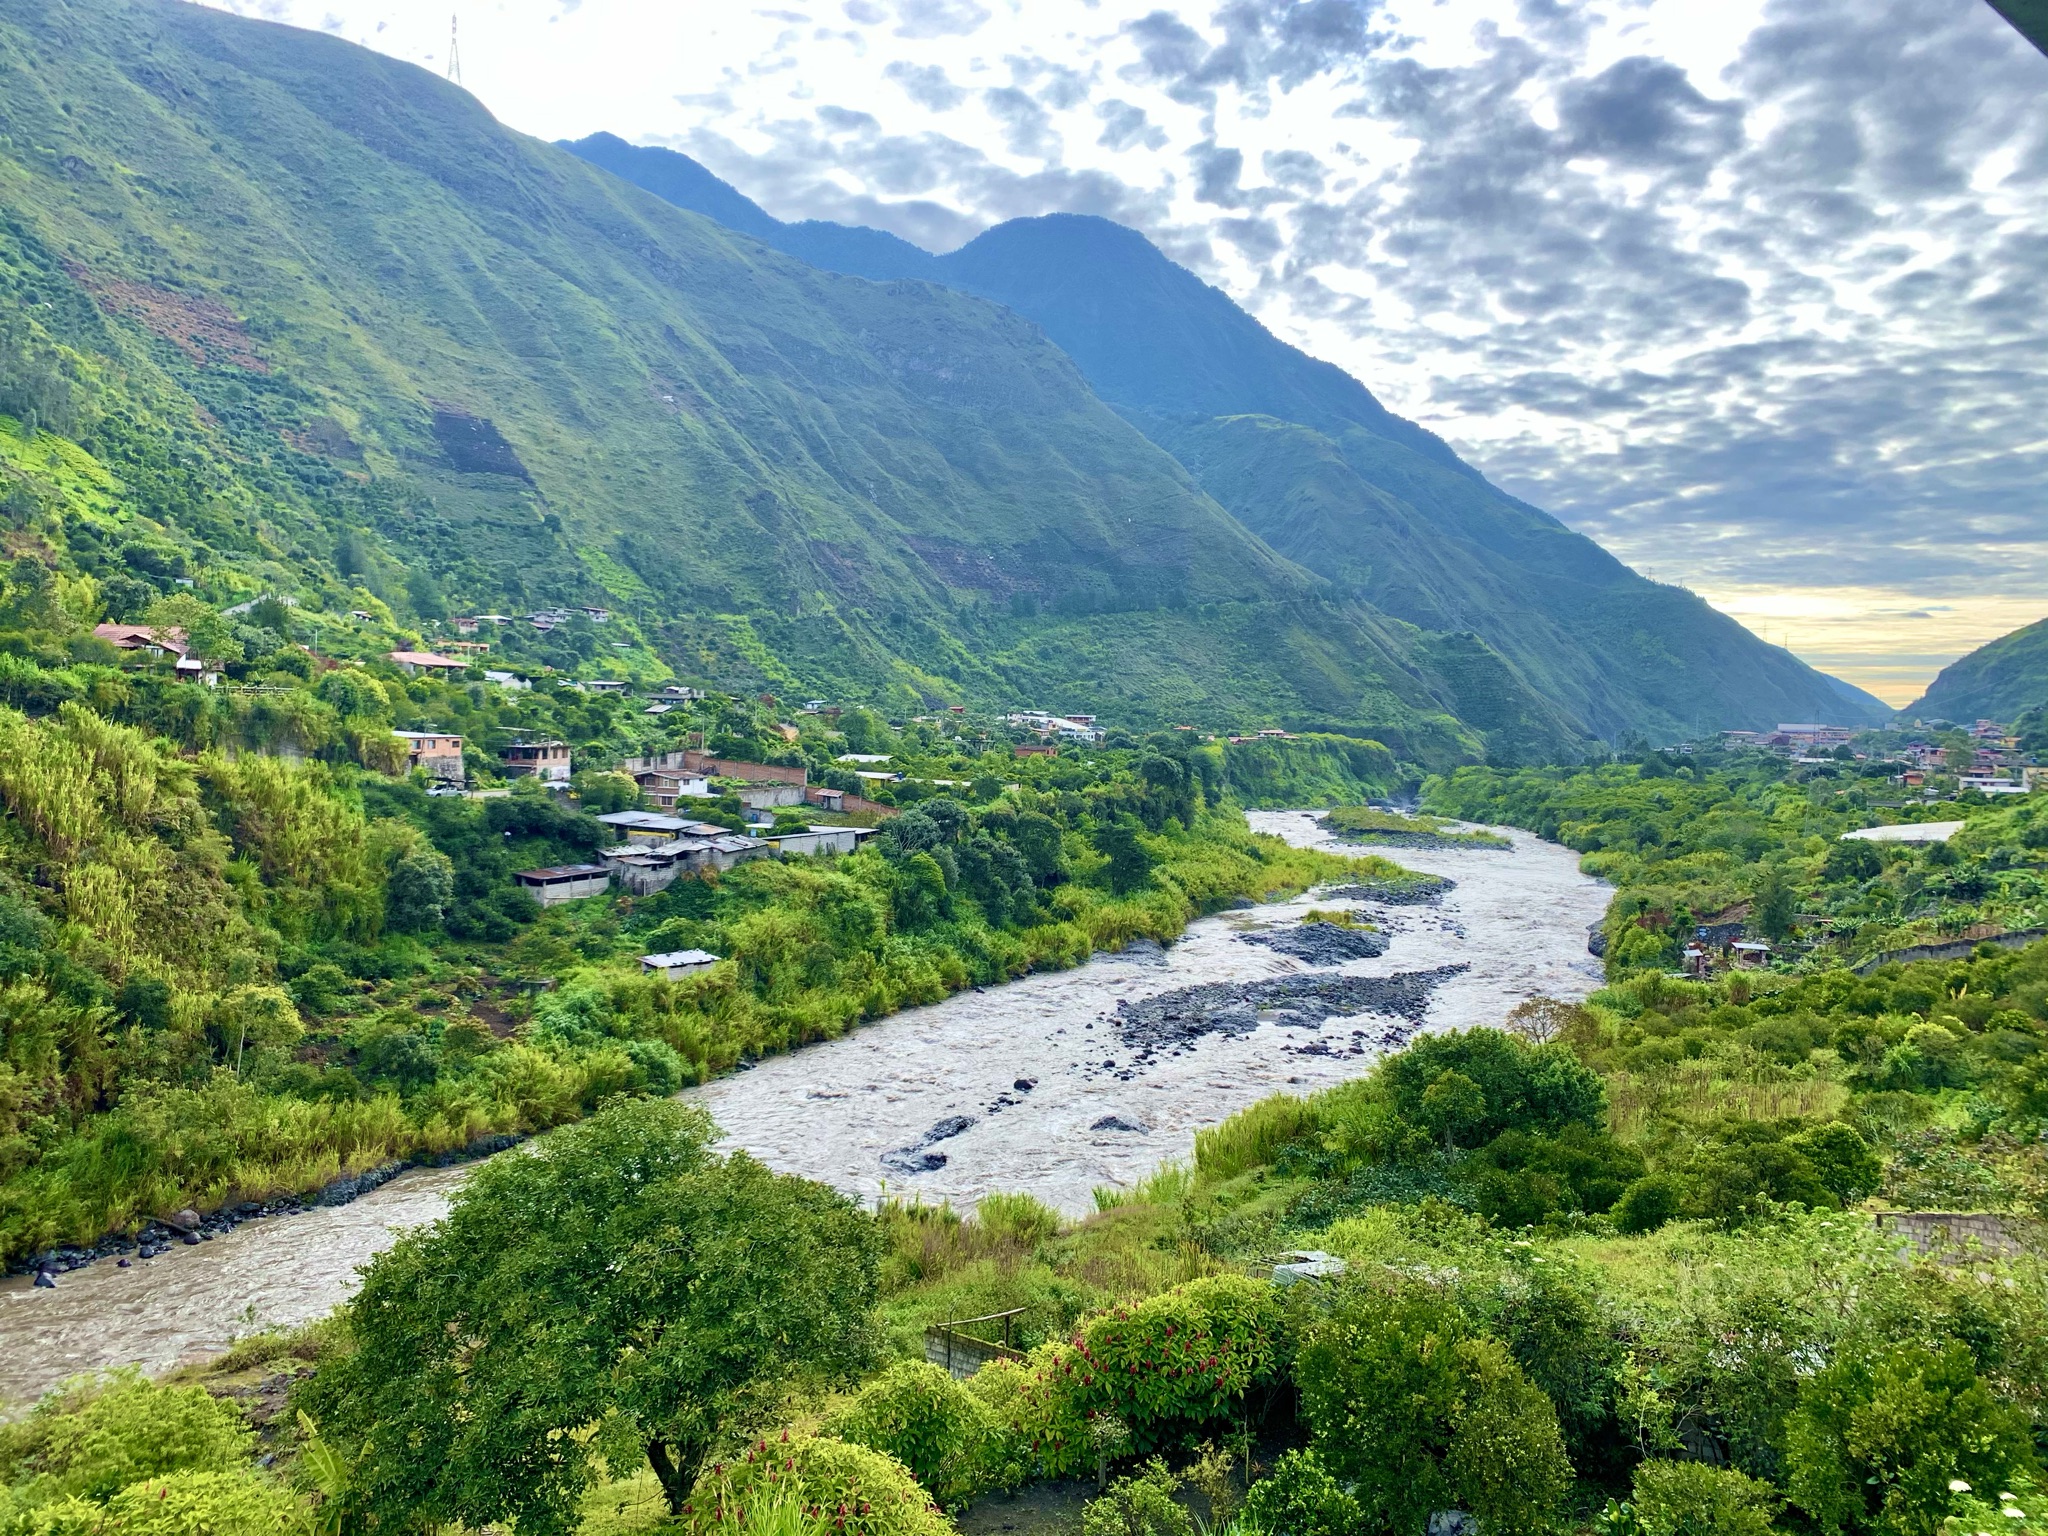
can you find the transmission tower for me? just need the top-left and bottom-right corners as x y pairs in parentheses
(446, 14), (463, 85)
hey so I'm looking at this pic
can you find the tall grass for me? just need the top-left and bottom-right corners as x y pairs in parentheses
(1193, 1095), (1321, 1183)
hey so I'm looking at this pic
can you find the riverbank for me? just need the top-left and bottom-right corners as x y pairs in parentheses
(0, 814), (1607, 1409)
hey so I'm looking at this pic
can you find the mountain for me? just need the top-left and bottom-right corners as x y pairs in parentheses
(1986, 0), (2048, 56)
(0, 0), (1582, 763)
(1907, 615), (2048, 721)
(561, 135), (1891, 740)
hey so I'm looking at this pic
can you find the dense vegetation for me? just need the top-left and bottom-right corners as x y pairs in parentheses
(12, 1022), (2042, 1536)
(0, 648), (1383, 1262)
(1426, 748), (2048, 972)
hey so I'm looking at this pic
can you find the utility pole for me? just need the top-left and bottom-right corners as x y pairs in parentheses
(446, 14), (463, 85)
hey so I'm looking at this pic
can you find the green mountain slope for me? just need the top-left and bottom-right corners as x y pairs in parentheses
(1907, 614), (2048, 721)
(0, 0), (1561, 759)
(1140, 414), (1889, 743)
(1986, 0), (2048, 55)
(560, 137), (1890, 739)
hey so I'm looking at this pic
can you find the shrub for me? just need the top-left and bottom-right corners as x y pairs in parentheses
(1614, 1174), (1684, 1235)
(684, 1436), (948, 1536)
(1783, 1340), (2036, 1536)
(1081, 1460), (1192, 1536)
(1074, 1278), (1285, 1447)
(965, 1344), (1092, 1481)
(99, 1470), (306, 1536)
(1295, 1282), (1571, 1533)
(825, 1362), (997, 1507)
(0, 1374), (254, 1503)
(1241, 1449), (1361, 1536)
(1630, 1461), (1778, 1536)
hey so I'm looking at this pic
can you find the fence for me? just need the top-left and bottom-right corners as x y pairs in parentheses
(924, 1307), (1028, 1379)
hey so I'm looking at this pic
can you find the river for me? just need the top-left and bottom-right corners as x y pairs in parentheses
(0, 812), (1606, 1409)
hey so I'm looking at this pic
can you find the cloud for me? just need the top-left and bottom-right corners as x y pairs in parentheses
(1097, 98), (1167, 152)
(983, 86), (1061, 157)
(890, 0), (990, 39)
(885, 60), (966, 109)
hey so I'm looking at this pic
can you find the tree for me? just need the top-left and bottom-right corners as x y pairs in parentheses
(1094, 817), (1156, 896)
(1753, 864), (1796, 943)
(1419, 1070), (1487, 1151)
(384, 846), (454, 932)
(1782, 1340), (2036, 1536)
(301, 1099), (882, 1536)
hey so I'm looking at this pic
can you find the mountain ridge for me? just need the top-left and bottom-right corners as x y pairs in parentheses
(0, 0), (1563, 765)
(1908, 614), (2048, 721)
(560, 132), (1891, 739)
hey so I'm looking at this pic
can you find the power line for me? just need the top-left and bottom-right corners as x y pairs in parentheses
(446, 14), (462, 85)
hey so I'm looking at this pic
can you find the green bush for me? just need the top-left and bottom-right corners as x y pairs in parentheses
(1630, 1461), (1778, 1536)
(0, 1374), (255, 1503)
(1074, 1277), (1284, 1447)
(1295, 1281), (1571, 1533)
(1081, 1460), (1192, 1536)
(963, 1344), (1092, 1481)
(1783, 1340), (2037, 1536)
(1614, 1174), (1684, 1235)
(1240, 1449), (1360, 1536)
(99, 1470), (306, 1536)
(825, 1362), (1000, 1507)
(684, 1436), (948, 1536)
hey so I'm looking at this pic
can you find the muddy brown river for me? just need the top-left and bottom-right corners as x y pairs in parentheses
(0, 812), (1607, 1408)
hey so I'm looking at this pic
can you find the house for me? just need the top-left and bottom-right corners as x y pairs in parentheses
(580, 607), (612, 624)
(854, 770), (904, 786)
(388, 650), (468, 676)
(659, 686), (706, 702)
(804, 786), (846, 812)
(513, 864), (611, 906)
(1730, 941), (1772, 969)
(93, 623), (189, 659)
(443, 640), (490, 657)
(173, 656), (222, 686)
(500, 739), (571, 783)
(602, 833), (769, 894)
(640, 949), (721, 979)
(642, 702), (674, 716)
(483, 669), (530, 692)
(1014, 743), (1058, 758)
(596, 810), (729, 844)
(583, 679), (629, 695)
(837, 754), (893, 765)
(393, 730), (465, 784)
(454, 616), (481, 635)
(633, 770), (713, 807)
(766, 826), (867, 858)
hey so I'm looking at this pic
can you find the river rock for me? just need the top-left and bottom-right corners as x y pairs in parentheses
(881, 1114), (977, 1176)
(1320, 876), (1455, 907)
(1090, 1116), (1148, 1133)
(32, 1271), (54, 1288)
(1242, 922), (1389, 965)
(1111, 965), (1469, 1054)
(173, 1209), (202, 1231)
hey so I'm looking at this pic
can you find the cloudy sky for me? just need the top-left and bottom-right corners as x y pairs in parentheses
(208, 0), (2048, 704)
